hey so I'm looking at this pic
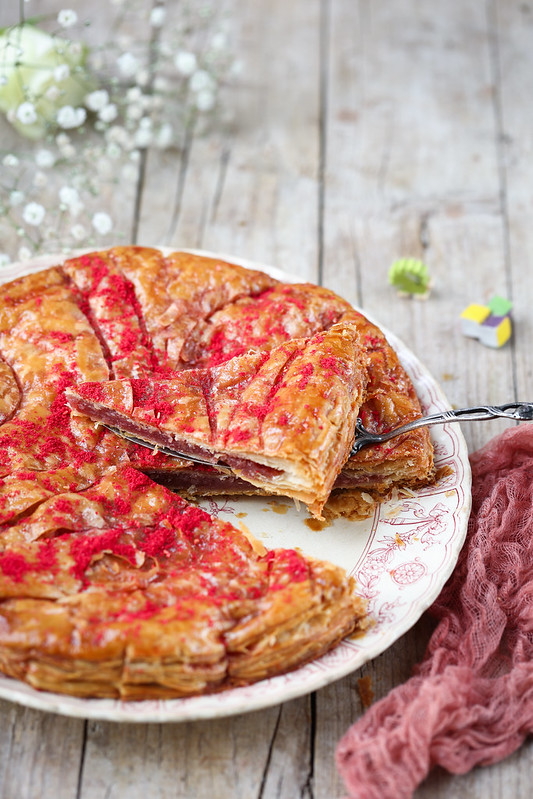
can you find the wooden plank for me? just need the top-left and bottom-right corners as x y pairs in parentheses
(0, 1), (532, 798)
(314, 614), (435, 798)
(0, 699), (84, 799)
(80, 3), (323, 798)
(321, 0), (514, 454)
(79, 707), (281, 799)
(257, 699), (314, 799)
(494, 0), (533, 403)
(137, 0), (322, 282)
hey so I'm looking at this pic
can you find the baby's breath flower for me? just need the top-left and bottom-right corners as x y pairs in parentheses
(22, 202), (45, 226)
(9, 191), (25, 207)
(71, 224), (87, 241)
(174, 51), (197, 76)
(195, 89), (216, 112)
(85, 90), (109, 112)
(45, 86), (61, 102)
(150, 7), (166, 27)
(59, 186), (80, 206)
(57, 10), (78, 29)
(155, 122), (173, 149)
(61, 143), (76, 158)
(0, 24), (92, 139)
(33, 171), (48, 188)
(35, 149), (56, 168)
(58, 186), (84, 218)
(105, 125), (129, 146)
(126, 87), (142, 102)
(117, 52), (139, 77)
(18, 246), (32, 261)
(99, 103), (118, 123)
(189, 70), (215, 93)
(57, 105), (87, 129)
(126, 103), (143, 121)
(0, 253), (11, 267)
(53, 64), (71, 82)
(0, 3), (236, 261)
(210, 32), (228, 50)
(135, 69), (150, 87)
(134, 126), (153, 148)
(121, 162), (138, 181)
(106, 142), (122, 159)
(92, 211), (113, 235)
(16, 102), (37, 125)
(153, 76), (170, 93)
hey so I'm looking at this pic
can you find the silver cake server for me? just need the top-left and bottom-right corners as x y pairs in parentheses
(104, 402), (533, 468)
(349, 402), (533, 455)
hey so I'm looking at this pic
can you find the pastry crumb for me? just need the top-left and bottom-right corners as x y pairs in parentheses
(357, 675), (374, 708)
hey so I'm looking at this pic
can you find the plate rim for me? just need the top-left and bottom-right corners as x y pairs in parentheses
(0, 247), (472, 722)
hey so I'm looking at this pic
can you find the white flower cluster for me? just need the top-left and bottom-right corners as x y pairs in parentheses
(0, 146), (116, 262)
(0, 1), (236, 263)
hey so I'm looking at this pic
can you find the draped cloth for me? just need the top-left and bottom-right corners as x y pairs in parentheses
(336, 424), (533, 799)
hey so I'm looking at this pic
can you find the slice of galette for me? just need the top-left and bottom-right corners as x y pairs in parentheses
(66, 322), (369, 519)
(0, 466), (367, 699)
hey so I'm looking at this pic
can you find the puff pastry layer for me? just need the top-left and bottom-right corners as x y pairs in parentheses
(0, 246), (433, 699)
(67, 322), (369, 518)
(0, 467), (366, 699)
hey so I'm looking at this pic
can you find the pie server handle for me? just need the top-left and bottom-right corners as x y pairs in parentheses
(350, 401), (533, 455)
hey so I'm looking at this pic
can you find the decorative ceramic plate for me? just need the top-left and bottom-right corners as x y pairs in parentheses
(0, 250), (472, 722)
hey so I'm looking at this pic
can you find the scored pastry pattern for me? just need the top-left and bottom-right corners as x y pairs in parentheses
(0, 247), (436, 702)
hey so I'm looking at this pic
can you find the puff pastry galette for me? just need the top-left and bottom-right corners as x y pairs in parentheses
(67, 322), (369, 519)
(0, 246), (434, 699)
(0, 466), (366, 699)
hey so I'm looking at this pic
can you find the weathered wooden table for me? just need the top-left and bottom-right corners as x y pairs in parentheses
(1, 1), (532, 797)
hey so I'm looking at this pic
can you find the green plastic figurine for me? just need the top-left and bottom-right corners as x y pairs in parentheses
(388, 258), (431, 298)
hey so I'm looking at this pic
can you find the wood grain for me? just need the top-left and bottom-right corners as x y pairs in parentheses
(1, 1), (532, 797)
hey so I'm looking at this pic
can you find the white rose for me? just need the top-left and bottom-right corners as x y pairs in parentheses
(0, 24), (93, 139)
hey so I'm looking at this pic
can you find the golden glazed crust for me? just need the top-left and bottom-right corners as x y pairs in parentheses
(0, 245), (434, 699)
(0, 467), (366, 699)
(67, 322), (370, 518)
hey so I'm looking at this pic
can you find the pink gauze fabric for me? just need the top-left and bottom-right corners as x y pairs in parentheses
(336, 423), (533, 799)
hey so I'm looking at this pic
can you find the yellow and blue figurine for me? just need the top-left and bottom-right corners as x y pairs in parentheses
(460, 296), (512, 348)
